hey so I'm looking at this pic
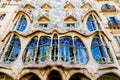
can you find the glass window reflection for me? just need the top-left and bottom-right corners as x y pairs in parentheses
(23, 37), (38, 64)
(91, 35), (109, 64)
(60, 37), (73, 62)
(74, 37), (88, 64)
(16, 15), (27, 32)
(4, 35), (21, 63)
(36, 37), (51, 63)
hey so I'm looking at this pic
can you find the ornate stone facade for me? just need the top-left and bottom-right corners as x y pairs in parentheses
(0, 0), (120, 80)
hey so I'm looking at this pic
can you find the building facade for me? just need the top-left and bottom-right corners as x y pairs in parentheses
(0, 0), (120, 80)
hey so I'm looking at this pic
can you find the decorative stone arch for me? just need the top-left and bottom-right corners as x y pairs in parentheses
(64, 16), (77, 23)
(41, 3), (52, 10)
(0, 72), (14, 80)
(38, 16), (50, 23)
(82, 10), (102, 22)
(64, 2), (75, 9)
(69, 73), (90, 80)
(47, 70), (63, 80)
(90, 31), (111, 42)
(13, 11), (32, 23)
(97, 73), (120, 80)
(81, 2), (92, 9)
(20, 72), (41, 80)
(51, 29), (60, 35)
(23, 3), (35, 10)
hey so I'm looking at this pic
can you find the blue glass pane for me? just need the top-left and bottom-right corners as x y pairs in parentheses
(28, 37), (38, 48)
(109, 17), (117, 25)
(27, 49), (34, 56)
(87, 15), (97, 31)
(12, 47), (20, 58)
(92, 22), (96, 30)
(60, 46), (70, 62)
(38, 46), (49, 62)
(92, 37), (102, 47)
(53, 39), (58, 45)
(4, 35), (21, 63)
(24, 49), (34, 63)
(99, 46), (107, 57)
(16, 16), (27, 32)
(39, 37), (51, 45)
(92, 47), (101, 59)
(76, 48), (87, 64)
(87, 22), (93, 31)
(60, 37), (72, 46)
(74, 38), (84, 47)
(37, 46), (50, 56)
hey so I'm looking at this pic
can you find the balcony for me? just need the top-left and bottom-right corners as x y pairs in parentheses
(40, 10), (50, 19)
(108, 20), (120, 29)
(101, 4), (116, 12)
(64, 9), (76, 18)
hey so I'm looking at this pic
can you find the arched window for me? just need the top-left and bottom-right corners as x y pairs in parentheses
(23, 37), (38, 64)
(4, 35), (21, 64)
(52, 34), (58, 61)
(74, 37), (88, 64)
(16, 15), (27, 32)
(36, 36), (51, 63)
(87, 15), (97, 31)
(60, 36), (73, 63)
(91, 35), (112, 64)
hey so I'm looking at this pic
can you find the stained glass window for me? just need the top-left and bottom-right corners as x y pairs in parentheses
(16, 15), (27, 32)
(74, 37), (88, 64)
(4, 35), (21, 63)
(60, 37), (73, 62)
(87, 15), (96, 31)
(23, 36), (38, 64)
(36, 36), (51, 63)
(91, 35), (109, 64)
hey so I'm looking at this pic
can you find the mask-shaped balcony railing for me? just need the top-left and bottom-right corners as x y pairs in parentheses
(40, 10), (50, 19)
(108, 20), (120, 28)
(101, 5), (116, 12)
(65, 9), (76, 18)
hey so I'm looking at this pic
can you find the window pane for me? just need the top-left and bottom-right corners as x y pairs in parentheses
(87, 15), (97, 32)
(4, 35), (21, 63)
(91, 35), (110, 64)
(92, 47), (101, 59)
(23, 37), (38, 64)
(36, 37), (51, 63)
(16, 15), (27, 32)
(11, 47), (20, 60)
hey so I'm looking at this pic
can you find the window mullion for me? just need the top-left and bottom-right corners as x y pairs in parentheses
(15, 16), (22, 31)
(1, 34), (14, 62)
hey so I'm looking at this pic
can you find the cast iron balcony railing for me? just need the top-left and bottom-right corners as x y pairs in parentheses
(101, 4), (116, 12)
